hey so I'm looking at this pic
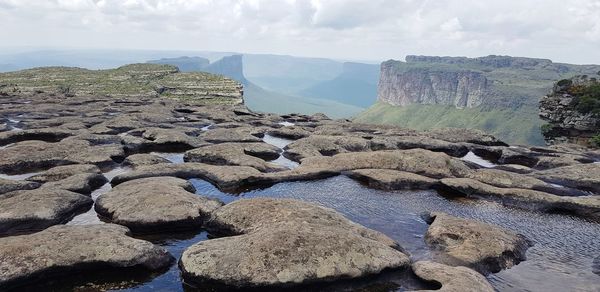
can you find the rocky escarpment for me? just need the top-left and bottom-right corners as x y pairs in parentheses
(378, 61), (487, 108)
(149, 55), (247, 84)
(378, 55), (600, 110)
(539, 75), (600, 146)
(0, 64), (243, 105)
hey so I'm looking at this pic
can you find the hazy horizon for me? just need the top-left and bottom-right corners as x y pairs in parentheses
(2, 0), (600, 65)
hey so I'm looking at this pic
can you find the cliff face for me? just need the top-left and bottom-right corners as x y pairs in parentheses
(378, 61), (487, 108)
(539, 76), (600, 146)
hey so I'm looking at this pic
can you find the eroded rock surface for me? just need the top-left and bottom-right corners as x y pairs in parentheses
(0, 224), (173, 290)
(411, 261), (494, 292)
(96, 177), (222, 232)
(184, 142), (284, 172)
(424, 212), (530, 274)
(0, 188), (93, 236)
(180, 198), (409, 289)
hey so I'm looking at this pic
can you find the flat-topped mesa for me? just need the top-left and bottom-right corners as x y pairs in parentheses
(539, 75), (600, 147)
(377, 55), (600, 110)
(378, 60), (487, 108)
(0, 63), (243, 105)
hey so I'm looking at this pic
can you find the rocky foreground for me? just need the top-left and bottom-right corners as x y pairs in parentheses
(1, 92), (599, 290)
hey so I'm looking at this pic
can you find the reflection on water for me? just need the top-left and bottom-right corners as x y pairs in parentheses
(67, 166), (131, 225)
(461, 151), (497, 168)
(151, 152), (185, 164)
(262, 133), (299, 169)
(0, 171), (41, 180)
(262, 133), (293, 149)
(270, 155), (299, 169)
(189, 176), (600, 292)
(278, 121), (295, 127)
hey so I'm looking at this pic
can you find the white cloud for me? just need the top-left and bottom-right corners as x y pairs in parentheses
(1, 0), (599, 64)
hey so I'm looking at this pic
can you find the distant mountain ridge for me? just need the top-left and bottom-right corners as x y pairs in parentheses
(299, 62), (379, 107)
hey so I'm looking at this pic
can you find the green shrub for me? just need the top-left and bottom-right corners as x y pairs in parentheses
(590, 134), (600, 148)
(540, 123), (553, 135)
(572, 84), (600, 115)
(557, 79), (572, 87)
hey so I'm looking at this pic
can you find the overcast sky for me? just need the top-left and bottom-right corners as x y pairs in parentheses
(1, 0), (599, 64)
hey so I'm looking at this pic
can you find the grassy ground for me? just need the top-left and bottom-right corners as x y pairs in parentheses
(355, 102), (545, 145)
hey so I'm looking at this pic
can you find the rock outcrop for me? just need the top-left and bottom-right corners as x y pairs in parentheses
(378, 61), (487, 108)
(411, 261), (494, 292)
(539, 75), (600, 146)
(95, 177), (222, 232)
(180, 198), (409, 289)
(424, 212), (530, 274)
(0, 224), (173, 290)
(0, 64), (243, 105)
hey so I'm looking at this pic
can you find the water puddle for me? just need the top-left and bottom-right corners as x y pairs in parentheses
(278, 121), (295, 127)
(461, 151), (497, 168)
(186, 176), (600, 292)
(0, 171), (41, 180)
(151, 152), (185, 164)
(200, 124), (212, 131)
(67, 166), (131, 225)
(262, 133), (299, 169)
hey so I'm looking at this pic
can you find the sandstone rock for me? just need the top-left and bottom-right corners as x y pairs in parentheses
(184, 142), (285, 172)
(284, 135), (371, 162)
(0, 127), (74, 145)
(426, 128), (507, 146)
(439, 178), (600, 219)
(492, 164), (533, 174)
(0, 139), (124, 174)
(0, 178), (39, 194)
(41, 173), (108, 194)
(296, 149), (472, 179)
(180, 198), (409, 289)
(345, 169), (438, 190)
(411, 261), (494, 292)
(111, 162), (263, 191)
(122, 153), (171, 168)
(370, 135), (469, 157)
(200, 127), (263, 143)
(0, 224), (173, 290)
(497, 147), (539, 167)
(593, 256), (600, 276)
(533, 163), (600, 193)
(27, 164), (102, 183)
(267, 126), (311, 140)
(0, 188), (93, 235)
(466, 169), (582, 197)
(96, 177), (221, 232)
(424, 212), (530, 274)
(121, 127), (207, 152)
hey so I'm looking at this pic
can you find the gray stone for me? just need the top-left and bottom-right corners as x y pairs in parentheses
(184, 142), (285, 172)
(0, 188), (93, 236)
(0, 224), (174, 290)
(95, 177), (222, 232)
(411, 261), (494, 292)
(122, 153), (171, 168)
(345, 169), (438, 190)
(180, 198), (409, 289)
(0, 178), (39, 195)
(424, 212), (530, 274)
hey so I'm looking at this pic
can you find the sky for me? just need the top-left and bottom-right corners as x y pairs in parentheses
(1, 0), (600, 64)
